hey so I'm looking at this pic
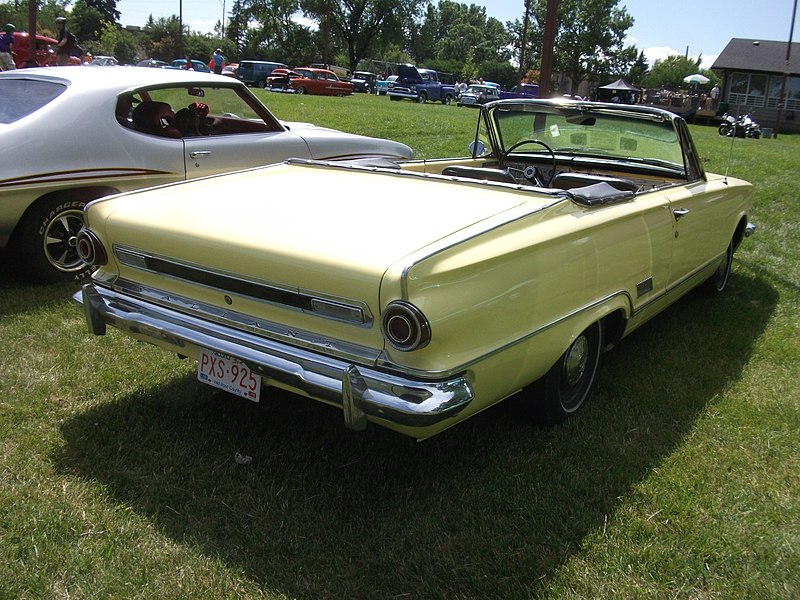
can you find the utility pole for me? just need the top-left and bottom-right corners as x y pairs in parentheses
(27, 0), (36, 67)
(539, 0), (558, 97)
(774, 0), (798, 139)
(517, 0), (531, 84)
(179, 0), (184, 58)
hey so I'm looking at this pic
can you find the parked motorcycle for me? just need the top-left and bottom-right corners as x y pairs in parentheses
(718, 112), (762, 138)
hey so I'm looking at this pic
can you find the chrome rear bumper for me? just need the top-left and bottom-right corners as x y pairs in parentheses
(74, 284), (474, 432)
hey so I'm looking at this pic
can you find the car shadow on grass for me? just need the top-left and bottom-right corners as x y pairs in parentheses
(54, 270), (776, 599)
(0, 250), (87, 317)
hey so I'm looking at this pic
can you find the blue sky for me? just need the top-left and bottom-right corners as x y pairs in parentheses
(116, 0), (799, 69)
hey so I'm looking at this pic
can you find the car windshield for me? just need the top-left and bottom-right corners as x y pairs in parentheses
(492, 104), (684, 172)
(0, 79), (68, 124)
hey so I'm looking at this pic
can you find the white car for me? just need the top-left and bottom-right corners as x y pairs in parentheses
(0, 67), (413, 282)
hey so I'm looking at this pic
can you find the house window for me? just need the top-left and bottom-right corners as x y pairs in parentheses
(730, 72), (800, 110)
(767, 75), (800, 110)
(728, 72), (766, 107)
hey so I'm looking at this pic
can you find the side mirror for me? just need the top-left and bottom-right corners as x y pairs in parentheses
(469, 140), (486, 156)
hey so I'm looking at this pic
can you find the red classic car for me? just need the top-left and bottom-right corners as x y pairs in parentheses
(267, 68), (302, 91)
(289, 68), (353, 96)
(10, 31), (80, 67)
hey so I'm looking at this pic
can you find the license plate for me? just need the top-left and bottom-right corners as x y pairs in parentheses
(197, 349), (261, 402)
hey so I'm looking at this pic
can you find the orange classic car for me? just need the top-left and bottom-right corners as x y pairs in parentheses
(289, 68), (353, 96)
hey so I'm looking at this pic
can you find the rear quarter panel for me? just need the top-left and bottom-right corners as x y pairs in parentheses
(378, 188), (680, 414)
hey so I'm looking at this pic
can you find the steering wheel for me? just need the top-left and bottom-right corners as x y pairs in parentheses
(503, 138), (557, 186)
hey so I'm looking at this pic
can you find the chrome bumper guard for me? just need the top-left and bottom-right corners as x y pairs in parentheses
(75, 284), (474, 431)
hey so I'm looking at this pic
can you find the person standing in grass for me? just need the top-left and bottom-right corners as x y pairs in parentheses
(211, 48), (224, 74)
(0, 23), (16, 70)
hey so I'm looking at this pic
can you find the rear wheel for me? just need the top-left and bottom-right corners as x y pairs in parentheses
(11, 196), (89, 283)
(523, 321), (603, 425)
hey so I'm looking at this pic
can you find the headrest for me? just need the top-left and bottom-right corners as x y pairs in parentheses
(132, 101), (181, 138)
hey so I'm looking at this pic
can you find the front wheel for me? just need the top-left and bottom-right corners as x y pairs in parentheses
(523, 321), (603, 425)
(11, 196), (89, 283)
(718, 124), (730, 136)
(295, 86), (307, 95)
(416, 92), (427, 104)
(701, 241), (733, 295)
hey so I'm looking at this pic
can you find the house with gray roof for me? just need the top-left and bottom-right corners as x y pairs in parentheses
(711, 38), (800, 133)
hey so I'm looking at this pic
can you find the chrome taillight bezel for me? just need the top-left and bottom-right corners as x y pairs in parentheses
(381, 301), (431, 351)
(76, 228), (108, 266)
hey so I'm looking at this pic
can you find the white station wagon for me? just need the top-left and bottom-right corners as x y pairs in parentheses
(0, 67), (412, 282)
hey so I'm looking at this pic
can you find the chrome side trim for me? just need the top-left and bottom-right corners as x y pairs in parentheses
(75, 284), (474, 430)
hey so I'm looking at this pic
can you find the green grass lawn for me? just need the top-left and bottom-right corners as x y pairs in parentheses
(1, 92), (798, 599)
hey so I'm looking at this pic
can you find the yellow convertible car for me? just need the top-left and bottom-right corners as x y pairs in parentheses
(74, 99), (754, 440)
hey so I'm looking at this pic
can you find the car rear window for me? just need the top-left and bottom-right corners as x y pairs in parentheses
(0, 79), (67, 124)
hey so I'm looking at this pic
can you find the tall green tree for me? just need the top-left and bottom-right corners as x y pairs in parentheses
(642, 54), (719, 90)
(407, 1), (512, 84)
(0, 0), (70, 36)
(515, 0), (636, 95)
(85, 0), (120, 24)
(300, 0), (425, 72)
(70, 0), (104, 41)
(421, 1), (510, 65)
(627, 49), (649, 86)
(233, 0), (315, 64)
(69, 0), (120, 42)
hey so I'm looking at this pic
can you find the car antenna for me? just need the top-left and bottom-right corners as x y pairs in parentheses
(723, 109), (739, 185)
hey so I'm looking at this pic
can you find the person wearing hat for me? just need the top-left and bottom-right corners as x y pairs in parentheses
(210, 48), (225, 74)
(54, 16), (76, 66)
(0, 23), (15, 71)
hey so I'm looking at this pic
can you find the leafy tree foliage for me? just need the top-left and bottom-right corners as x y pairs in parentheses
(6, 0), (646, 96)
(85, 0), (119, 24)
(641, 54), (719, 90)
(90, 20), (140, 62)
(70, 0), (105, 41)
(0, 0), (70, 38)
(299, 0), (425, 71)
(627, 50), (649, 86)
(409, 1), (510, 65)
(232, 0), (316, 64)
(512, 0), (636, 94)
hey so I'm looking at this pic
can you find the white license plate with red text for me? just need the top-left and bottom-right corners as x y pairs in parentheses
(197, 349), (261, 402)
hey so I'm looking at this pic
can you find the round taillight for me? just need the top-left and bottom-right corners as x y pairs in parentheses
(382, 301), (431, 351)
(76, 228), (108, 266)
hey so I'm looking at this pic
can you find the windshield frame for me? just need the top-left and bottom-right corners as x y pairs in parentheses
(484, 100), (692, 179)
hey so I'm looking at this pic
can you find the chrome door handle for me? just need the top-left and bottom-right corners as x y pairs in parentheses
(673, 207), (690, 220)
(189, 151), (211, 159)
